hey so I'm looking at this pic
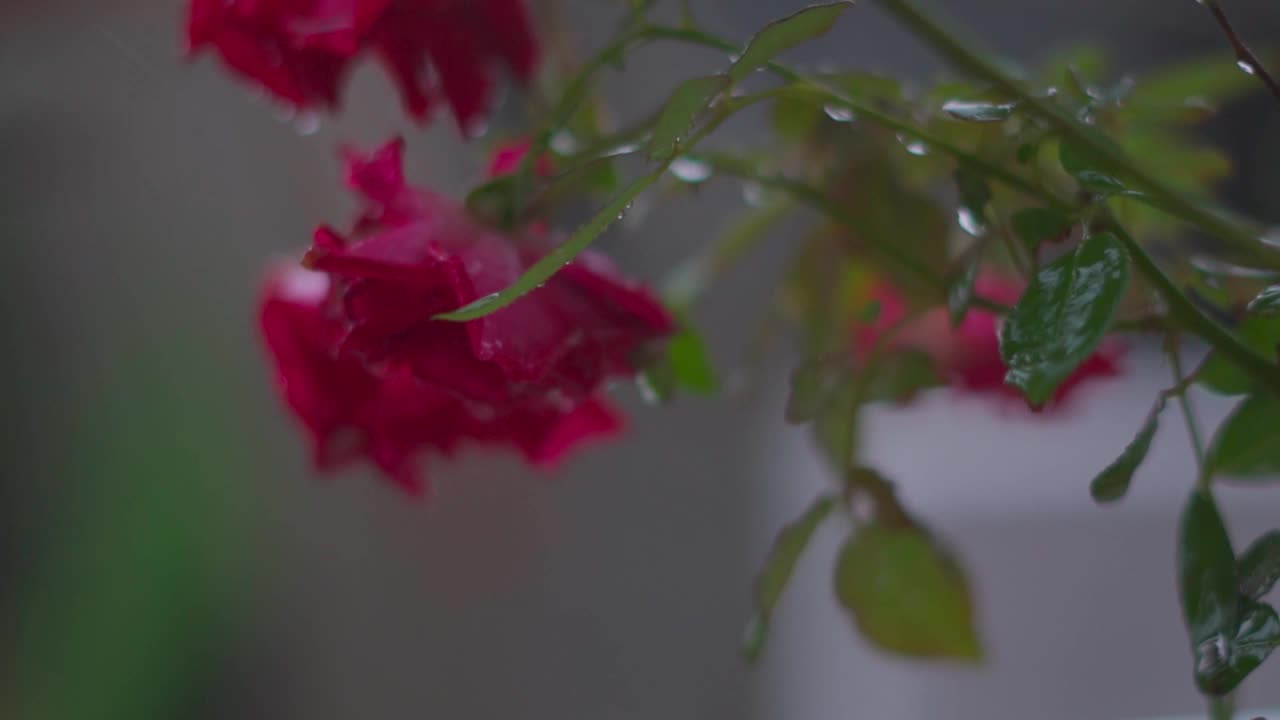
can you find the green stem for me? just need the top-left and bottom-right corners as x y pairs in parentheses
(1109, 222), (1280, 396)
(872, 0), (1280, 269)
(1166, 337), (1208, 484)
(640, 25), (1065, 210)
(1209, 694), (1235, 720)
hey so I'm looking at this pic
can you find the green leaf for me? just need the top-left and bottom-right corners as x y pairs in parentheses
(1000, 232), (1130, 407)
(1011, 207), (1073, 254)
(941, 99), (1016, 122)
(646, 75), (729, 160)
(948, 261), (979, 327)
(833, 522), (981, 660)
(954, 166), (991, 236)
(1179, 489), (1279, 696)
(1089, 396), (1167, 503)
(1206, 393), (1280, 479)
(1239, 531), (1280, 600)
(1129, 52), (1265, 114)
(744, 494), (837, 662)
(1195, 599), (1280, 696)
(436, 170), (661, 321)
(1248, 286), (1280, 315)
(1198, 316), (1280, 396)
(728, 2), (853, 83)
(1179, 489), (1239, 649)
(667, 322), (718, 394)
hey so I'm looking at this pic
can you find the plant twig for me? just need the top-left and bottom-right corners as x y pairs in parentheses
(1200, 0), (1280, 106)
(1165, 336), (1208, 484)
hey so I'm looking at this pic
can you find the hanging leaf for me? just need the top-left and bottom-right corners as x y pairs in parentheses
(1179, 489), (1240, 681)
(1205, 393), (1280, 480)
(1000, 232), (1130, 407)
(833, 521), (981, 660)
(1089, 395), (1167, 503)
(743, 494), (837, 662)
(1011, 207), (1073, 255)
(1248, 286), (1280, 315)
(646, 75), (730, 160)
(637, 315), (718, 403)
(1239, 531), (1280, 600)
(941, 99), (1017, 122)
(728, 2), (854, 83)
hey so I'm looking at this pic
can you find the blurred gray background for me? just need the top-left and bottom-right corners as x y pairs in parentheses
(4, 1), (1280, 718)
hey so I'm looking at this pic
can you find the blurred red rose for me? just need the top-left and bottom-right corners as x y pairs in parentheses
(186, 0), (539, 133)
(855, 273), (1124, 408)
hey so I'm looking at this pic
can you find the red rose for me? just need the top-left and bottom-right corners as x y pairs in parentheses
(258, 138), (672, 493)
(260, 265), (626, 495)
(855, 274), (1123, 409)
(186, 0), (539, 133)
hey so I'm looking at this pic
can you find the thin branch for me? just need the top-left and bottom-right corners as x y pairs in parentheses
(1201, 0), (1280, 106)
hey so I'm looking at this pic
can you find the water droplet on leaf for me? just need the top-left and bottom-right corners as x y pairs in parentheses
(549, 130), (579, 156)
(823, 104), (855, 122)
(1238, 59), (1258, 75)
(957, 208), (985, 236)
(669, 156), (713, 183)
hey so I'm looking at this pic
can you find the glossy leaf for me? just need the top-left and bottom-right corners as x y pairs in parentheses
(1195, 599), (1280, 696)
(1011, 207), (1073, 254)
(646, 75), (729, 160)
(1089, 395), (1167, 503)
(948, 261), (979, 327)
(834, 522), (981, 660)
(1179, 489), (1239, 649)
(728, 2), (853, 83)
(1206, 394), (1280, 480)
(1198, 316), (1280, 396)
(1000, 232), (1130, 407)
(1239, 531), (1280, 600)
(1248, 286), (1280, 315)
(941, 99), (1016, 122)
(436, 171), (660, 321)
(744, 494), (837, 662)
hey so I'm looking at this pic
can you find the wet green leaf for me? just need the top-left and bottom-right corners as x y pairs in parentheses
(744, 494), (837, 662)
(1000, 232), (1130, 407)
(1180, 489), (1239, 649)
(941, 99), (1016, 122)
(1194, 599), (1280, 696)
(1206, 393), (1280, 480)
(1129, 52), (1265, 116)
(1089, 395), (1167, 503)
(1248, 286), (1280, 315)
(834, 522), (981, 660)
(728, 2), (853, 83)
(647, 75), (729, 160)
(1239, 531), (1280, 600)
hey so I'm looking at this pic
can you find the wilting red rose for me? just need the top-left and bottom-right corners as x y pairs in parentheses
(855, 274), (1123, 408)
(186, 0), (539, 132)
(258, 138), (671, 493)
